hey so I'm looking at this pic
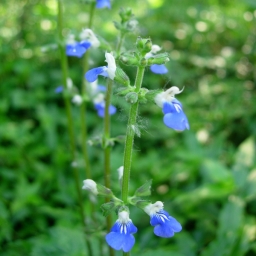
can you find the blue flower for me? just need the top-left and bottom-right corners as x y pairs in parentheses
(154, 86), (189, 131)
(144, 201), (182, 238)
(55, 86), (63, 93)
(85, 52), (116, 82)
(163, 100), (189, 130)
(96, 0), (111, 9)
(150, 210), (182, 238)
(105, 211), (137, 252)
(66, 41), (91, 58)
(150, 64), (168, 74)
(94, 102), (116, 117)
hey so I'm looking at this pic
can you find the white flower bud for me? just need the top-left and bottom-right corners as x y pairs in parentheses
(151, 44), (162, 54)
(72, 94), (83, 105)
(117, 166), (124, 180)
(105, 52), (116, 80)
(82, 179), (98, 195)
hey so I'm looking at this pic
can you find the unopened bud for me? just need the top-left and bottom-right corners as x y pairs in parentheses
(119, 52), (139, 66)
(125, 92), (138, 104)
(147, 53), (170, 65)
(114, 67), (130, 86)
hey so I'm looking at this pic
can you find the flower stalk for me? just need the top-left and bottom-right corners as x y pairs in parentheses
(122, 66), (145, 204)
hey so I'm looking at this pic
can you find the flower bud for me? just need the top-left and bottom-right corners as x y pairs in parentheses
(119, 52), (139, 66)
(114, 67), (130, 86)
(134, 180), (152, 197)
(147, 53), (170, 65)
(119, 7), (133, 22)
(125, 92), (138, 104)
(136, 37), (152, 55)
(82, 179), (114, 197)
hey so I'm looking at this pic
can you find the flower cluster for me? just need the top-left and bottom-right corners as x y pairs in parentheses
(82, 179), (181, 253)
(106, 202), (181, 252)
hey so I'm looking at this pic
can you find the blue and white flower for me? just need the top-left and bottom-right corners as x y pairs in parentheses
(144, 201), (182, 238)
(79, 29), (100, 48)
(66, 34), (91, 58)
(145, 44), (168, 74)
(85, 52), (116, 82)
(105, 210), (137, 252)
(96, 0), (111, 9)
(88, 80), (116, 117)
(154, 86), (189, 131)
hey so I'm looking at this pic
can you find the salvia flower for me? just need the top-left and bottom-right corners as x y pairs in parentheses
(85, 52), (116, 82)
(79, 29), (100, 48)
(144, 201), (182, 238)
(154, 86), (189, 131)
(105, 210), (137, 252)
(145, 44), (168, 74)
(66, 34), (91, 58)
(96, 0), (111, 9)
(66, 41), (91, 58)
(94, 102), (117, 117)
(88, 81), (117, 117)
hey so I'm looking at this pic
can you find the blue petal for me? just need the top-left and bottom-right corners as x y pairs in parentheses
(94, 103), (117, 117)
(150, 64), (168, 74)
(66, 43), (86, 58)
(150, 211), (182, 238)
(55, 86), (63, 93)
(96, 0), (111, 9)
(105, 233), (135, 252)
(168, 216), (182, 232)
(85, 67), (106, 82)
(163, 111), (190, 131)
(154, 222), (175, 238)
(79, 41), (91, 49)
(163, 101), (183, 114)
(97, 85), (106, 92)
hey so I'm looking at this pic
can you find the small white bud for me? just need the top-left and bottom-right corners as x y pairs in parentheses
(72, 95), (83, 105)
(67, 78), (73, 90)
(117, 166), (124, 180)
(82, 179), (98, 195)
(151, 44), (162, 54)
(105, 52), (116, 80)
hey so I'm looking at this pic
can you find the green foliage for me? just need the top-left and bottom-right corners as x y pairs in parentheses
(1, 0), (256, 255)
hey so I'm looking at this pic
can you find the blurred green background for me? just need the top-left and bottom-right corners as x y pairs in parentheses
(1, 0), (256, 255)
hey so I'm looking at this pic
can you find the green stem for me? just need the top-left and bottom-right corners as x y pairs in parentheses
(80, 1), (96, 180)
(79, 1), (96, 219)
(121, 66), (145, 203)
(103, 79), (115, 256)
(57, 1), (92, 255)
(116, 33), (125, 57)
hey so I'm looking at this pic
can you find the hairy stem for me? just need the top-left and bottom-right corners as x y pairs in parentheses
(103, 78), (115, 256)
(121, 66), (145, 203)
